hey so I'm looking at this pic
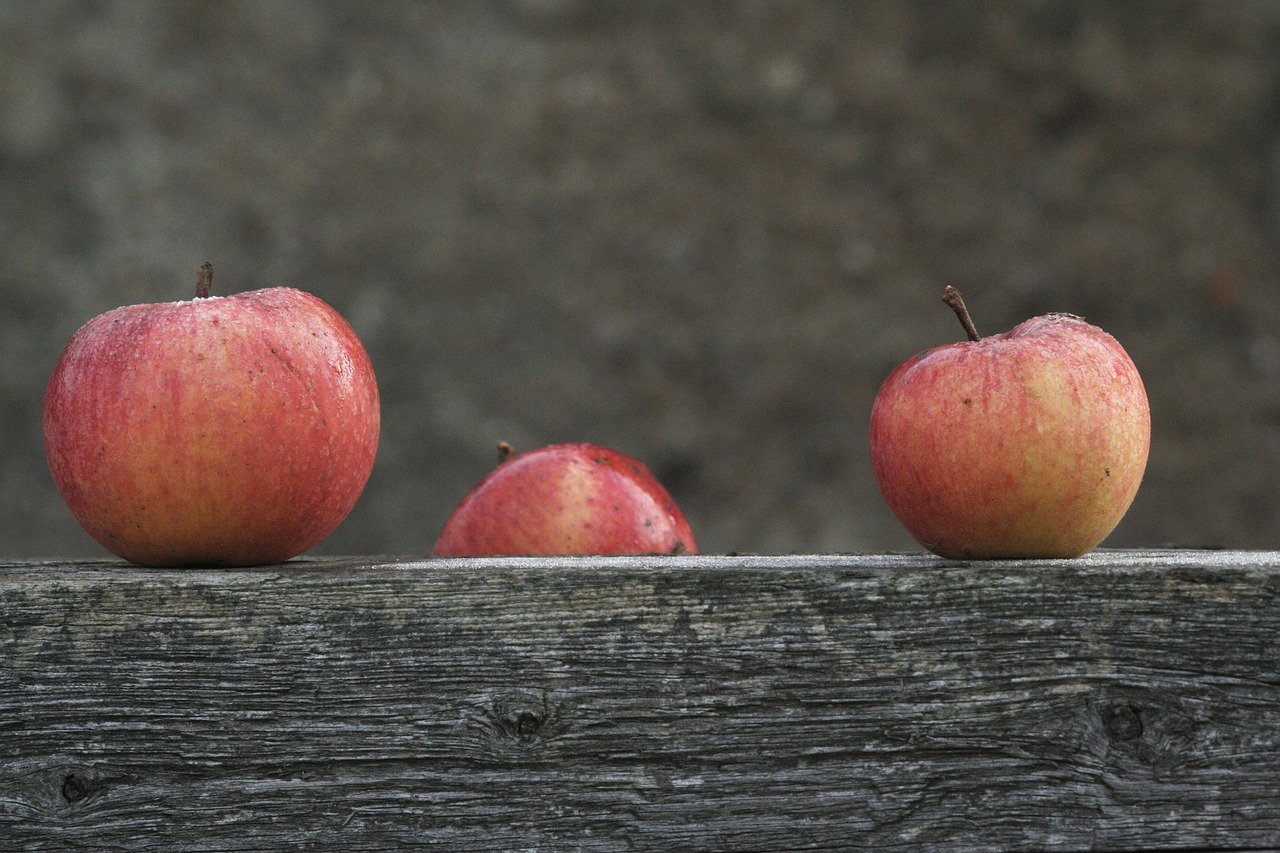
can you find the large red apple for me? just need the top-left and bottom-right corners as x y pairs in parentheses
(869, 287), (1150, 559)
(43, 263), (380, 567)
(433, 442), (697, 556)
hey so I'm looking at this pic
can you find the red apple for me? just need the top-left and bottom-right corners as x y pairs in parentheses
(433, 442), (697, 556)
(43, 263), (380, 567)
(869, 287), (1150, 559)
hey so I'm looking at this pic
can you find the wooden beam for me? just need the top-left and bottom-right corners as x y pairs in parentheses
(2, 551), (1277, 850)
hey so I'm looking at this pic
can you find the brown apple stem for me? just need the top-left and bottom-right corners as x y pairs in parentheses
(196, 262), (214, 299)
(497, 441), (516, 463)
(943, 285), (980, 341)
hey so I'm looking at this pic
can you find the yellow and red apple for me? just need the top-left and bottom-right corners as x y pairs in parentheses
(433, 442), (697, 556)
(869, 287), (1150, 559)
(43, 264), (380, 567)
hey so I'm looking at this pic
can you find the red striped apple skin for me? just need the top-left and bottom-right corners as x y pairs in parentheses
(433, 443), (696, 557)
(870, 310), (1149, 560)
(44, 281), (380, 567)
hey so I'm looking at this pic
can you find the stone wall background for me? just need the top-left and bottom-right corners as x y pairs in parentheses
(4, 1), (1280, 559)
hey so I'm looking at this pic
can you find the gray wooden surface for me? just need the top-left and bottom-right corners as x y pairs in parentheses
(1, 551), (1277, 851)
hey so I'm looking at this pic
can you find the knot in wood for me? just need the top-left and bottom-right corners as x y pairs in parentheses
(61, 772), (90, 804)
(1102, 703), (1143, 742)
(510, 709), (545, 741)
(486, 690), (559, 745)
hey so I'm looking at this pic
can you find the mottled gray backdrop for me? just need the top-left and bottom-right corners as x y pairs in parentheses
(4, 1), (1279, 559)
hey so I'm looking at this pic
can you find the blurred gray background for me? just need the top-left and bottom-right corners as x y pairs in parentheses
(3, 1), (1279, 559)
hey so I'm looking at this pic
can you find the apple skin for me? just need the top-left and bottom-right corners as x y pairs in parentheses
(869, 312), (1150, 559)
(43, 286), (380, 567)
(432, 443), (697, 556)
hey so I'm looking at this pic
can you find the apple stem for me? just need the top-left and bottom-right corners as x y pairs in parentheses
(943, 285), (980, 341)
(497, 441), (516, 463)
(196, 262), (214, 299)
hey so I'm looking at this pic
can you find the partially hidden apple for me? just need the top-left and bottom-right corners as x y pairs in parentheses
(43, 263), (380, 567)
(869, 286), (1150, 559)
(433, 442), (697, 556)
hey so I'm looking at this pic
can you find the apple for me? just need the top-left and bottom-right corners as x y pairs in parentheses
(43, 263), (380, 567)
(869, 286), (1150, 559)
(433, 442), (697, 556)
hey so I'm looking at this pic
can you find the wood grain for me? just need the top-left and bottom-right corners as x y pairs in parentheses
(1, 551), (1278, 851)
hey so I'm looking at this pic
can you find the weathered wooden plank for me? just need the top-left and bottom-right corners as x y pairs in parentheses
(1, 551), (1277, 851)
